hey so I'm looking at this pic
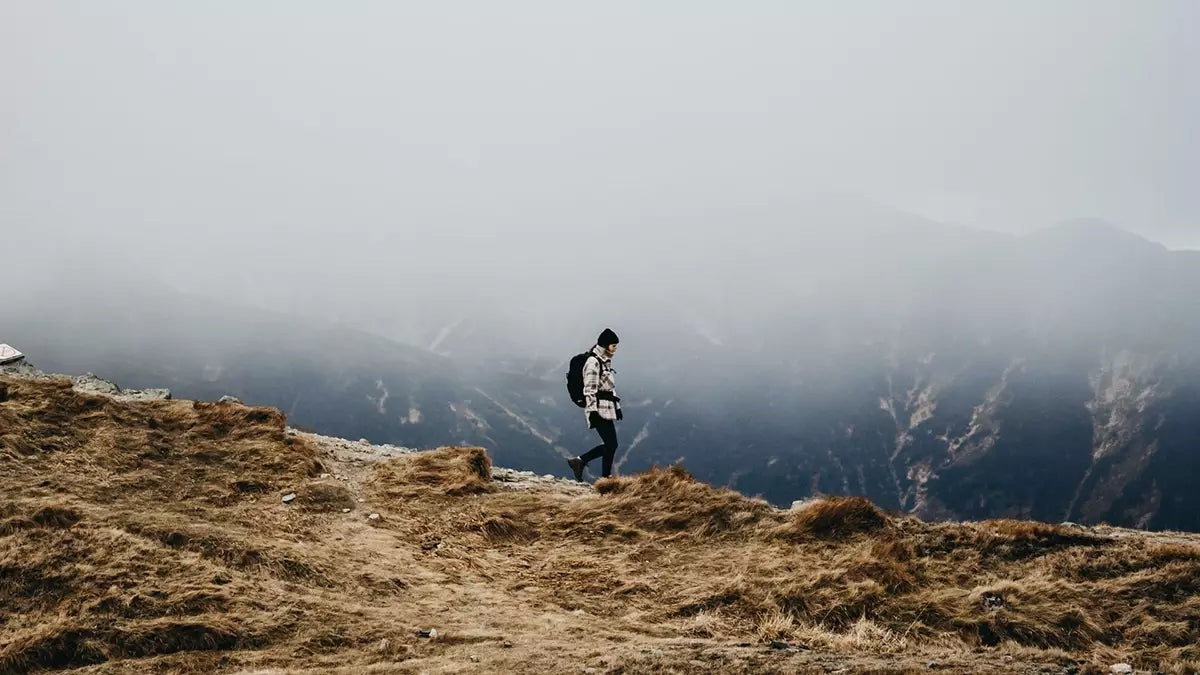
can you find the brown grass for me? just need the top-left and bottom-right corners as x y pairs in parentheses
(2, 373), (1199, 673)
(785, 496), (890, 538)
(367, 445), (493, 500)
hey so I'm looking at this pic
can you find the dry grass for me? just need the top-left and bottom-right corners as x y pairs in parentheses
(785, 495), (890, 539)
(2, 374), (1199, 674)
(367, 445), (493, 500)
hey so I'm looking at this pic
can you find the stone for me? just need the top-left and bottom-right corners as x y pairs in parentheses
(1110, 665), (1133, 675)
(417, 628), (437, 638)
(358, 498), (365, 503)
(342, 508), (351, 513)
(281, 493), (296, 503)
(218, 395), (241, 404)
(981, 592), (1006, 611)
(503, 641), (513, 648)
(377, 638), (389, 652)
(320, 473), (331, 479)
(73, 373), (120, 395)
(650, 649), (665, 656)
(368, 513), (381, 520)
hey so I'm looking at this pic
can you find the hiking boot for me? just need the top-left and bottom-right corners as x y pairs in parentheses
(567, 457), (585, 482)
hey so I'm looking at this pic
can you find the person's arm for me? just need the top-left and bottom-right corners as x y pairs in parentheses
(582, 355), (600, 414)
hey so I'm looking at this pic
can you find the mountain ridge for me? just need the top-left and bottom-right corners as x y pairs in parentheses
(1, 368), (1197, 673)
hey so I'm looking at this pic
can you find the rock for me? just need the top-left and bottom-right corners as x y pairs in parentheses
(650, 649), (665, 656)
(377, 638), (389, 652)
(1110, 665), (1133, 675)
(320, 473), (331, 479)
(218, 395), (241, 404)
(358, 498), (365, 503)
(72, 373), (120, 395)
(359, 438), (370, 444)
(981, 592), (1006, 611)
(503, 641), (513, 648)
(542, 474), (555, 480)
(471, 656), (480, 663)
(927, 661), (939, 669)
(342, 508), (351, 513)
(583, 669), (597, 674)
(281, 493), (296, 503)
(368, 513), (381, 520)
(417, 628), (437, 638)
(123, 387), (171, 400)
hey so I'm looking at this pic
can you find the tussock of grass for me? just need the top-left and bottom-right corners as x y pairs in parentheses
(29, 504), (82, 529)
(296, 482), (356, 513)
(589, 465), (774, 536)
(0, 616), (267, 673)
(472, 511), (540, 542)
(368, 446), (492, 499)
(785, 496), (890, 539)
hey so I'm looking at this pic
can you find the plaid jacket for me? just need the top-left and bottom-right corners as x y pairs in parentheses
(583, 345), (619, 423)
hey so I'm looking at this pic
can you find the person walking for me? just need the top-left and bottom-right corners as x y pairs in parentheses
(567, 329), (622, 481)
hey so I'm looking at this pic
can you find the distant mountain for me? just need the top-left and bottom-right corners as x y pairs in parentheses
(7, 205), (1200, 531)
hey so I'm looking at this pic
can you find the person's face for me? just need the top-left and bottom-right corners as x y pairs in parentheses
(606, 343), (618, 357)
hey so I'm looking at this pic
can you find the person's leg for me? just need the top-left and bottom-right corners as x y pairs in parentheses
(579, 413), (608, 465)
(595, 419), (619, 477)
(579, 441), (607, 464)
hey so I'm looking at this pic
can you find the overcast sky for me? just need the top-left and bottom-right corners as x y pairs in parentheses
(3, 0), (1198, 295)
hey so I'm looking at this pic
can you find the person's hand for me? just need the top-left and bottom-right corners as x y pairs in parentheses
(616, 409), (624, 421)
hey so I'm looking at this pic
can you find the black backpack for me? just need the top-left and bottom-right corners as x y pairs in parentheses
(565, 350), (599, 408)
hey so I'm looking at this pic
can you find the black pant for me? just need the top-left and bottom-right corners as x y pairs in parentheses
(580, 413), (619, 478)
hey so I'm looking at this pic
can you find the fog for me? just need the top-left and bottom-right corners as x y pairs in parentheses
(3, 2), (1198, 358)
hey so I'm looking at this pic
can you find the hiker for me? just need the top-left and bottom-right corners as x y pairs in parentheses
(567, 329), (622, 481)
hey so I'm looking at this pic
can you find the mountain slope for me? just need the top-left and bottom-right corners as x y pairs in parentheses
(1, 373), (1198, 673)
(6, 208), (1200, 532)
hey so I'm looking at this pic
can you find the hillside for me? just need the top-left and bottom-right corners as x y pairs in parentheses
(1, 372), (1197, 674)
(8, 212), (1200, 533)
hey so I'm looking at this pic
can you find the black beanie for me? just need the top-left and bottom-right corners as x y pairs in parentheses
(597, 328), (620, 347)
